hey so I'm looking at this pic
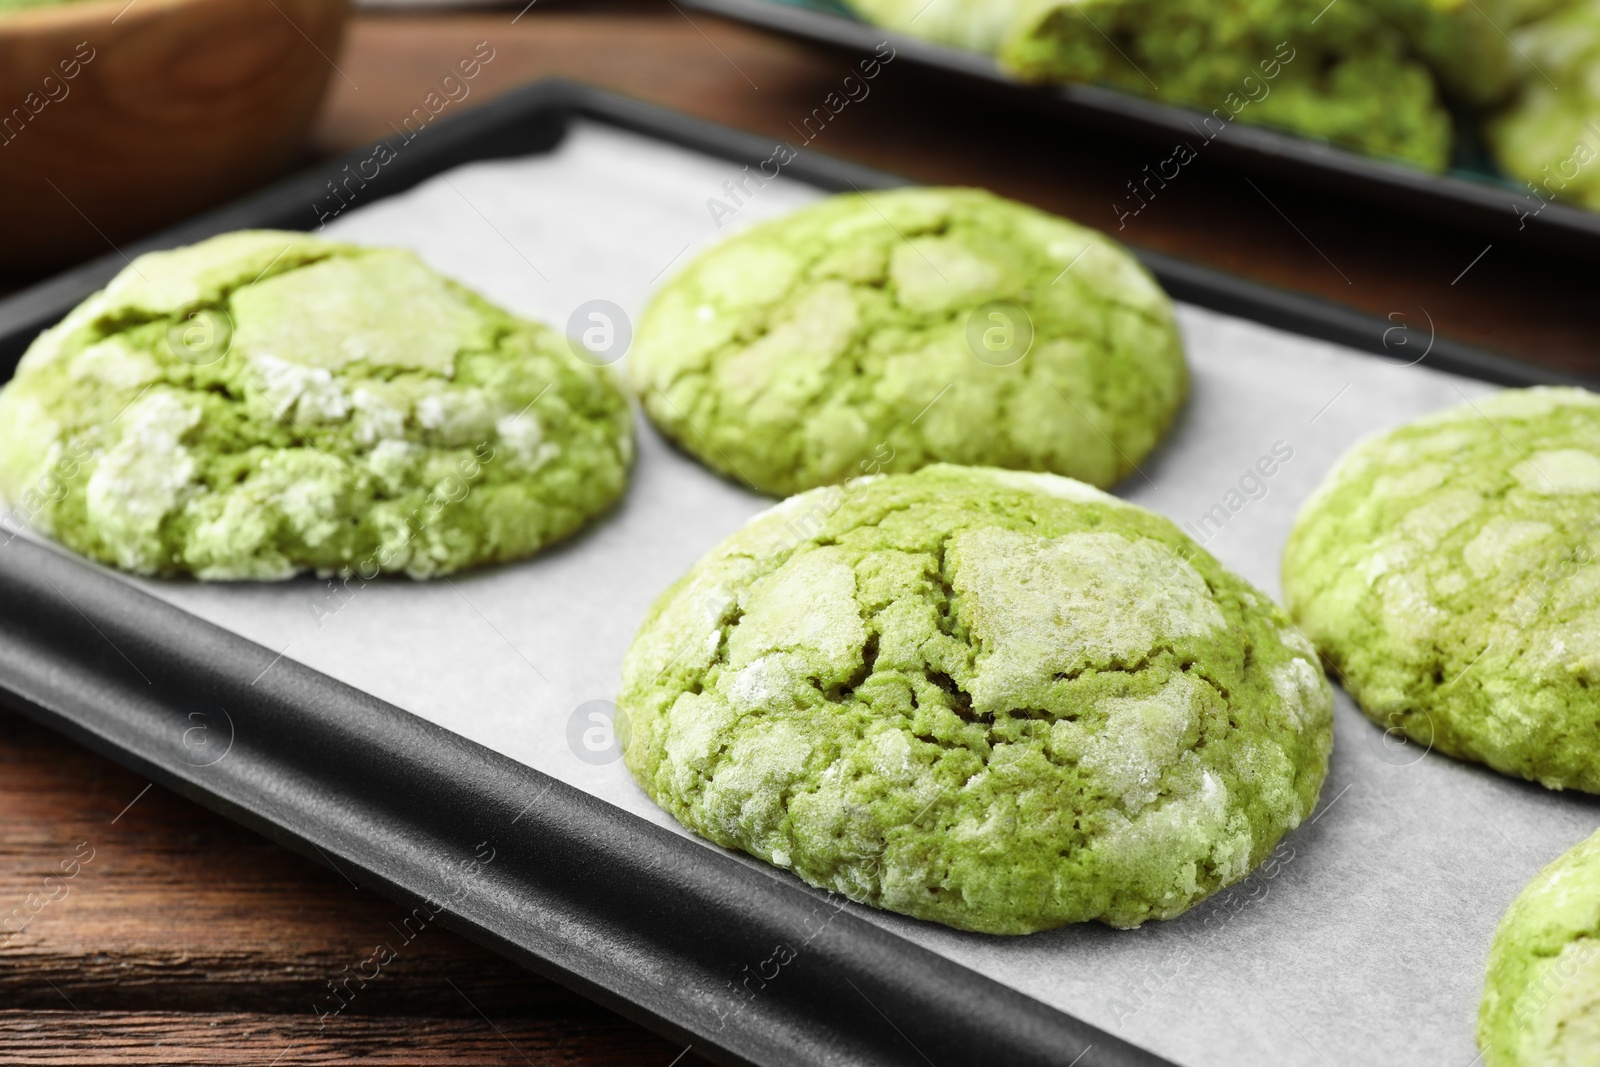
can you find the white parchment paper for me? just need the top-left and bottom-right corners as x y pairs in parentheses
(90, 122), (1600, 1067)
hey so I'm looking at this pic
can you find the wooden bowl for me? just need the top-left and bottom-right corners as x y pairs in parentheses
(0, 0), (350, 276)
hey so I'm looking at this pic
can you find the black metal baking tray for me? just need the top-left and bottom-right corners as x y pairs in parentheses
(0, 77), (1588, 1067)
(680, 0), (1600, 253)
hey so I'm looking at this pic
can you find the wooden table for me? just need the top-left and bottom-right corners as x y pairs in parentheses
(0, 707), (706, 1065)
(3, 3), (1596, 1065)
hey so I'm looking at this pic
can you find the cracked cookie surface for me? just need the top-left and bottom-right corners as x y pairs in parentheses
(627, 187), (1186, 497)
(620, 464), (1331, 933)
(1283, 387), (1600, 792)
(1480, 828), (1600, 1067)
(0, 230), (633, 579)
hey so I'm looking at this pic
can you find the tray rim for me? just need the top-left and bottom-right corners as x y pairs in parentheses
(677, 0), (1600, 250)
(0, 76), (1581, 1067)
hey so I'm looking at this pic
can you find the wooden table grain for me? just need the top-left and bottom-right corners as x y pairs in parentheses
(0, 707), (709, 1065)
(3, 3), (1597, 1065)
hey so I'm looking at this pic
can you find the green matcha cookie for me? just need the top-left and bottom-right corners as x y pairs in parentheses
(628, 188), (1186, 498)
(621, 464), (1332, 934)
(842, 0), (1027, 52)
(1488, 0), (1600, 213)
(0, 230), (633, 579)
(1000, 0), (1455, 170)
(1373, 0), (1523, 108)
(1283, 387), (1600, 791)
(1480, 829), (1600, 1066)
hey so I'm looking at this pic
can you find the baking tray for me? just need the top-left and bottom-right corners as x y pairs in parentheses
(0, 78), (1594, 1067)
(678, 0), (1600, 252)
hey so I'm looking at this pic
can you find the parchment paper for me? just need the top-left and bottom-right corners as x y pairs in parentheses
(80, 122), (1600, 1067)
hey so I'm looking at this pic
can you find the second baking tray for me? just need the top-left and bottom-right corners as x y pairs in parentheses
(680, 0), (1600, 252)
(0, 78), (1596, 1067)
